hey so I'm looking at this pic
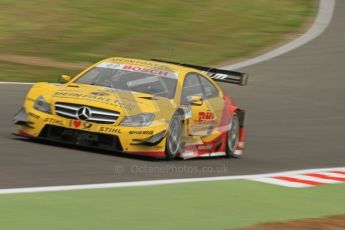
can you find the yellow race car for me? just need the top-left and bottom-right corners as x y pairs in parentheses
(14, 57), (248, 160)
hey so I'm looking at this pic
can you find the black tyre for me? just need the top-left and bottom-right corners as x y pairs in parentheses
(165, 113), (182, 160)
(225, 113), (241, 158)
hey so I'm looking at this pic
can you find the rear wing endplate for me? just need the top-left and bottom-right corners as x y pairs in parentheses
(151, 59), (248, 86)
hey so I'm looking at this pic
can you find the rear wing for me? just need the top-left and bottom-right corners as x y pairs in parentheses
(151, 59), (248, 86)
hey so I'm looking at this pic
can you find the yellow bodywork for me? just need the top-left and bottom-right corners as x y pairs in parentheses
(17, 57), (225, 157)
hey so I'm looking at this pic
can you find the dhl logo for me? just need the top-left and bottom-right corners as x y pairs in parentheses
(198, 111), (215, 122)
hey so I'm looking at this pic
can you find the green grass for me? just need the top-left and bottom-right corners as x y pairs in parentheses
(0, 0), (315, 82)
(0, 180), (344, 230)
(0, 61), (77, 82)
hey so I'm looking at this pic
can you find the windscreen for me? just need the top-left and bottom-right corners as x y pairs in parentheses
(75, 63), (178, 99)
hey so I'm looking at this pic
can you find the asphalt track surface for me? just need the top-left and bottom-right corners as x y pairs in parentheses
(1, 1), (344, 189)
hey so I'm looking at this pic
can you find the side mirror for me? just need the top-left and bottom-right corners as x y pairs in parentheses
(187, 95), (203, 106)
(58, 75), (72, 83)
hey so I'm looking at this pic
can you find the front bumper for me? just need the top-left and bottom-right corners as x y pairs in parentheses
(14, 107), (168, 157)
(39, 125), (123, 151)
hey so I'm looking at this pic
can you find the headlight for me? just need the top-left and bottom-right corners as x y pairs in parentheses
(120, 113), (154, 127)
(34, 96), (52, 114)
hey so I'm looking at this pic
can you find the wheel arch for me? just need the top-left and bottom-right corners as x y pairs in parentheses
(234, 108), (245, 128)
(175, 107), (189, 123)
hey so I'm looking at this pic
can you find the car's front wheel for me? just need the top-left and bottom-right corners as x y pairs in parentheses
(225, 112), (241, 158)
(165, 113), (182, 160)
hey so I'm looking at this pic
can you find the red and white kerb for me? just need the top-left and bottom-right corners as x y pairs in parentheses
(250, 170), (345, 188)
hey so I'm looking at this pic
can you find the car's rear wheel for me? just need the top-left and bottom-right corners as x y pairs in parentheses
(165, 113), (182, 160)
(225, 113), (241, 158)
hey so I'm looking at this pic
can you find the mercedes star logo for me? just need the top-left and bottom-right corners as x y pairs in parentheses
(77, 106), (91, 120)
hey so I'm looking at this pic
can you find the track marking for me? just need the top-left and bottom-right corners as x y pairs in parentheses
(272, 176), (324, 186)
(306, 173), (345, 182)
(319, 172), (345, 178)
(0, 167), (344, 194)
(248, 170), (345, 188)
(0, 82), (34, 85)
(332, 171), (345, 175)
(287, 175), (340, 184)
(224, 0), (336, 70)
(250, 178), (313, 188)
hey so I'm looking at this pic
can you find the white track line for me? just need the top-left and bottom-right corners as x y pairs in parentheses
(0, 0), (338, 194)
(0, 82), (34, 85)
(1, 167), (344, 194)
(224, 0), (335, 70)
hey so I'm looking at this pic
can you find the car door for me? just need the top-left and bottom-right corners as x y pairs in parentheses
(197, 73), (225, 131)
(181, 73), (215, 136)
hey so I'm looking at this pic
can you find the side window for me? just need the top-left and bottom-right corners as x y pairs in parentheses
(181, 73), (204, 104)
(198, 74), (219, 99)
